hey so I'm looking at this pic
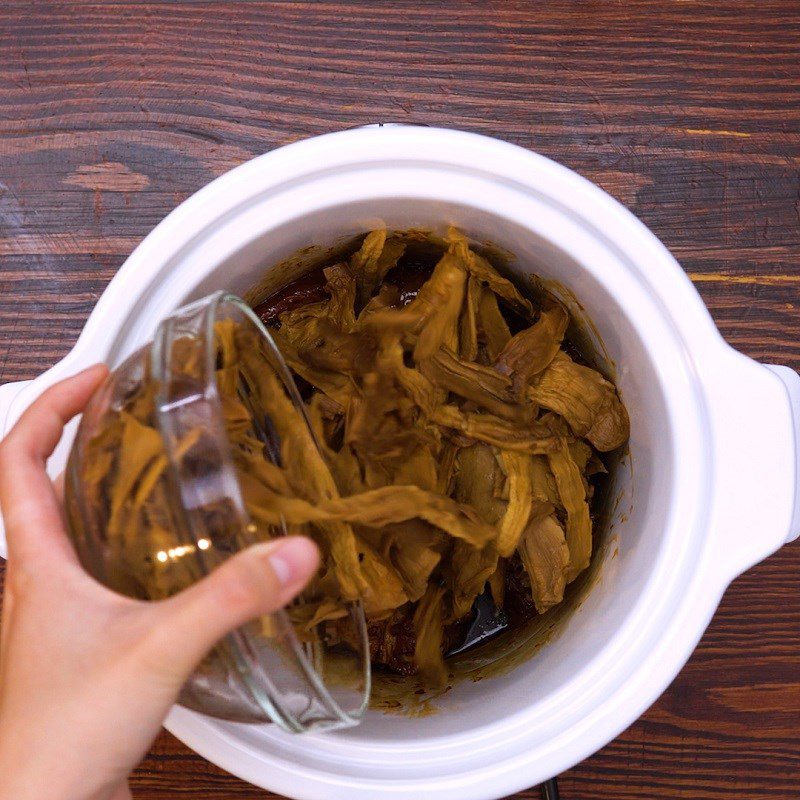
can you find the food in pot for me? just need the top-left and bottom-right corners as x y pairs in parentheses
(251, 228), (629, 685)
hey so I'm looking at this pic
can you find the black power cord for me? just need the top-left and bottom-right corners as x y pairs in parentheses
(540, 777), (560, 800)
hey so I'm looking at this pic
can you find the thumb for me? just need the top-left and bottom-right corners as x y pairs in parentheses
(151, 536), (319, 677)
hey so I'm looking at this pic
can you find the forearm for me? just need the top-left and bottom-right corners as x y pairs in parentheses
(0, 768), (129, 800)
(0, 741), (130, 800)
(109, 782), (133, 800)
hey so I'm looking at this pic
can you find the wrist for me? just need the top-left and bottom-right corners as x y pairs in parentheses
(0, 760), (130, 800)
(108, 782), (133, 800)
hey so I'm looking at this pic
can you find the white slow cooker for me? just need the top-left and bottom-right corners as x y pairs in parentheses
(1, 126), (798, 800)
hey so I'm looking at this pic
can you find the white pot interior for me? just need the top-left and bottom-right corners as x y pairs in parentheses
(142, 198), (673, 748)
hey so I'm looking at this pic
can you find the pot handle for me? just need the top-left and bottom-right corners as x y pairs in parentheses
(702, 350), (800, 588)
(765, 364), (800, 543)
(0, 379), (33, 559)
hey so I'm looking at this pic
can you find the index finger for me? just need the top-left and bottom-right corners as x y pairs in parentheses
(0, 364), (109, 565)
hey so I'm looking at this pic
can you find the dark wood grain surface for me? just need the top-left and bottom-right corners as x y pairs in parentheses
(1, 2), (799, 798)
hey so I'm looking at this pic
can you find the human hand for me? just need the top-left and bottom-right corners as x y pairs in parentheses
(0, 366), (320, 800)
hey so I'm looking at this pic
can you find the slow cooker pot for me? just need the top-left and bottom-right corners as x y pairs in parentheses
(0, 126), (798, 800)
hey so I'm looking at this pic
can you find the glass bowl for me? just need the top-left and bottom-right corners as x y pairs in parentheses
(64, 291), (370, 733)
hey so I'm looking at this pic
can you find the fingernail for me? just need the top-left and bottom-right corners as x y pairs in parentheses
(263, 537), (319, 587)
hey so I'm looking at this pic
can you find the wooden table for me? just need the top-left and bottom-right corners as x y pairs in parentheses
(1, 2), (798, 797)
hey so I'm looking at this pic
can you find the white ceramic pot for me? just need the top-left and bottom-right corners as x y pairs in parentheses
(1, 126), (798, 800)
